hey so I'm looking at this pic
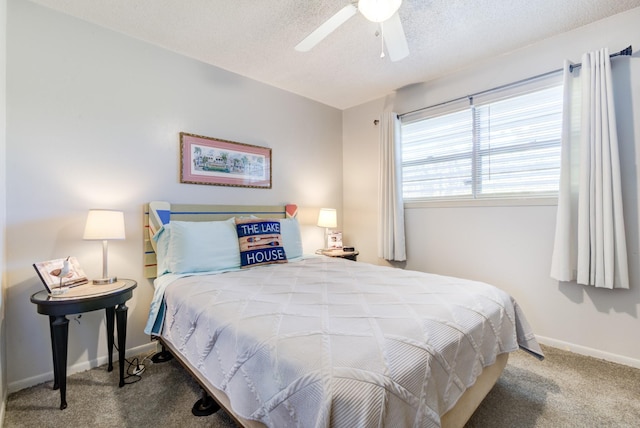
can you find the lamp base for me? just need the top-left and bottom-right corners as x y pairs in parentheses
(93, 277), (118, 285)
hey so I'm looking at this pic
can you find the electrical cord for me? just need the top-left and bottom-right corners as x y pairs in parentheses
(87, 311), (157, 385)
(113, 344), (156, 385)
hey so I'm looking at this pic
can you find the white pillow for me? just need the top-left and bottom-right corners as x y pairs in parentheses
(164, 218), (241, 274)
(280, 217), (303, 259)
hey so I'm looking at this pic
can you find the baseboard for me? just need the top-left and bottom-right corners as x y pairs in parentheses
(7, 341), (158, 394)
(536, 335), (640, 369)
(0, 398), (5, 428)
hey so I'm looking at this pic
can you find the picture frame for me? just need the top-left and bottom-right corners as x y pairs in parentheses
(33, 256), (89, 294)
(180, 132), (272, 189)
(328, 231), (343, 249)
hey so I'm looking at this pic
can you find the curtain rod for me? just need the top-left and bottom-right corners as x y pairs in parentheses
(569, 45), (633, 72)
(399, 69), (560, 118)
(399, 44), (633, 119)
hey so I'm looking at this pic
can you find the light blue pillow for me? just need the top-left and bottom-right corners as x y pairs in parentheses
(153, 224), (172, 276)
(166, 218), (241, 274)
(280, 218), (303, 259)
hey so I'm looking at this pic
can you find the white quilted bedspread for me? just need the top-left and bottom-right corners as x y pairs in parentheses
(160, 256), (542, 428)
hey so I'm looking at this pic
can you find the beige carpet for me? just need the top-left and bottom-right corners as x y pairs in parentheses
(5, 345), (640, 427)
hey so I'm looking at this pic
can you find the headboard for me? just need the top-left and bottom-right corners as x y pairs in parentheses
(143, 201), (298, 278)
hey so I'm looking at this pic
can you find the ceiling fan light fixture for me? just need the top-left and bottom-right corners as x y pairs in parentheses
(358, 0), (402, 23)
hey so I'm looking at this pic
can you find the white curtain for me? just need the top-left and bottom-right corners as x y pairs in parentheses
(378, 112), (406, 261)
(550, 48), (629, 289)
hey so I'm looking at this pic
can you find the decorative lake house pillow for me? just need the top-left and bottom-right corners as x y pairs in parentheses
(236, 218), (287, 268)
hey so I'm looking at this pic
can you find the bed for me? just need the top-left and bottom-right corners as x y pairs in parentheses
(143, 201), (543, 428)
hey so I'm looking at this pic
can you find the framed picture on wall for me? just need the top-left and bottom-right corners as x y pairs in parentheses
(180, 132), (272, 189)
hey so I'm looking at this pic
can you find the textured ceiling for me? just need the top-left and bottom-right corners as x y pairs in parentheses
(27, 0), (640, 109)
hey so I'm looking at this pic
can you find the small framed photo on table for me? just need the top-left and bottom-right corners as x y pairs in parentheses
(328, 231), (343, 249)
(33, 257), (88, 294)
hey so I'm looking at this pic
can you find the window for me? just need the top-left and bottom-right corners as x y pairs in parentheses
(401, 74), (563, 201)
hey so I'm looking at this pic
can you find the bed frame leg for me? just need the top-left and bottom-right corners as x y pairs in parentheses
(151, 344), (173, 363)
(192, 388), (221, 416)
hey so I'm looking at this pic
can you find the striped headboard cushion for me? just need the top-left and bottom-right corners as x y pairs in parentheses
(143, 201), (297, 278)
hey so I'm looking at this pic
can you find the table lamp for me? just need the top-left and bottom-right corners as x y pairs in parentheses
(317, 208), (337, 249)
(83, 209), (125, 284)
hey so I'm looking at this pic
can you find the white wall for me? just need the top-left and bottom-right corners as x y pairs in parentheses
(343, 7), (640, 366)
(342, 96), (387, 259)
(1, 0), (7, 420)
(5, 0), (342, 392)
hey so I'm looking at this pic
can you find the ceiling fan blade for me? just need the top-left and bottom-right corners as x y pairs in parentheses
(383, 12), (409, 62)
(295, 4), (357, 52)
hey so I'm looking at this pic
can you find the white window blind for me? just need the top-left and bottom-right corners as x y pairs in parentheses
(401, 73), (563, 201)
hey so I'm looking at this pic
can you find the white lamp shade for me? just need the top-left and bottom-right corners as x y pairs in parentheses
(83, 209), (126, 240)
(358, 0), (402, 23)
(317, 208), (338, 228)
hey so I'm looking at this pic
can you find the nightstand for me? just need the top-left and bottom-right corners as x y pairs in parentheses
(30, 279), (137, 410)
(316, 248), (359, 261)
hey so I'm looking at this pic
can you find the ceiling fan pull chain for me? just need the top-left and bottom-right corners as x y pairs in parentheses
(380, 22), (385, 58)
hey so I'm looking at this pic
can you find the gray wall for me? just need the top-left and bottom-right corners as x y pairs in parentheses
(5, 0), (343, 391)
(343, 7), (640, 366)
(1, 0), (7, 420)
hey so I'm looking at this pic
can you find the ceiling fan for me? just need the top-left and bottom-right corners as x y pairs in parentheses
(295, 0), (410, 62)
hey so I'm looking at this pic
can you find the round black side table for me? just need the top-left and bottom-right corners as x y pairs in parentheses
(30, 279), (137, 410)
